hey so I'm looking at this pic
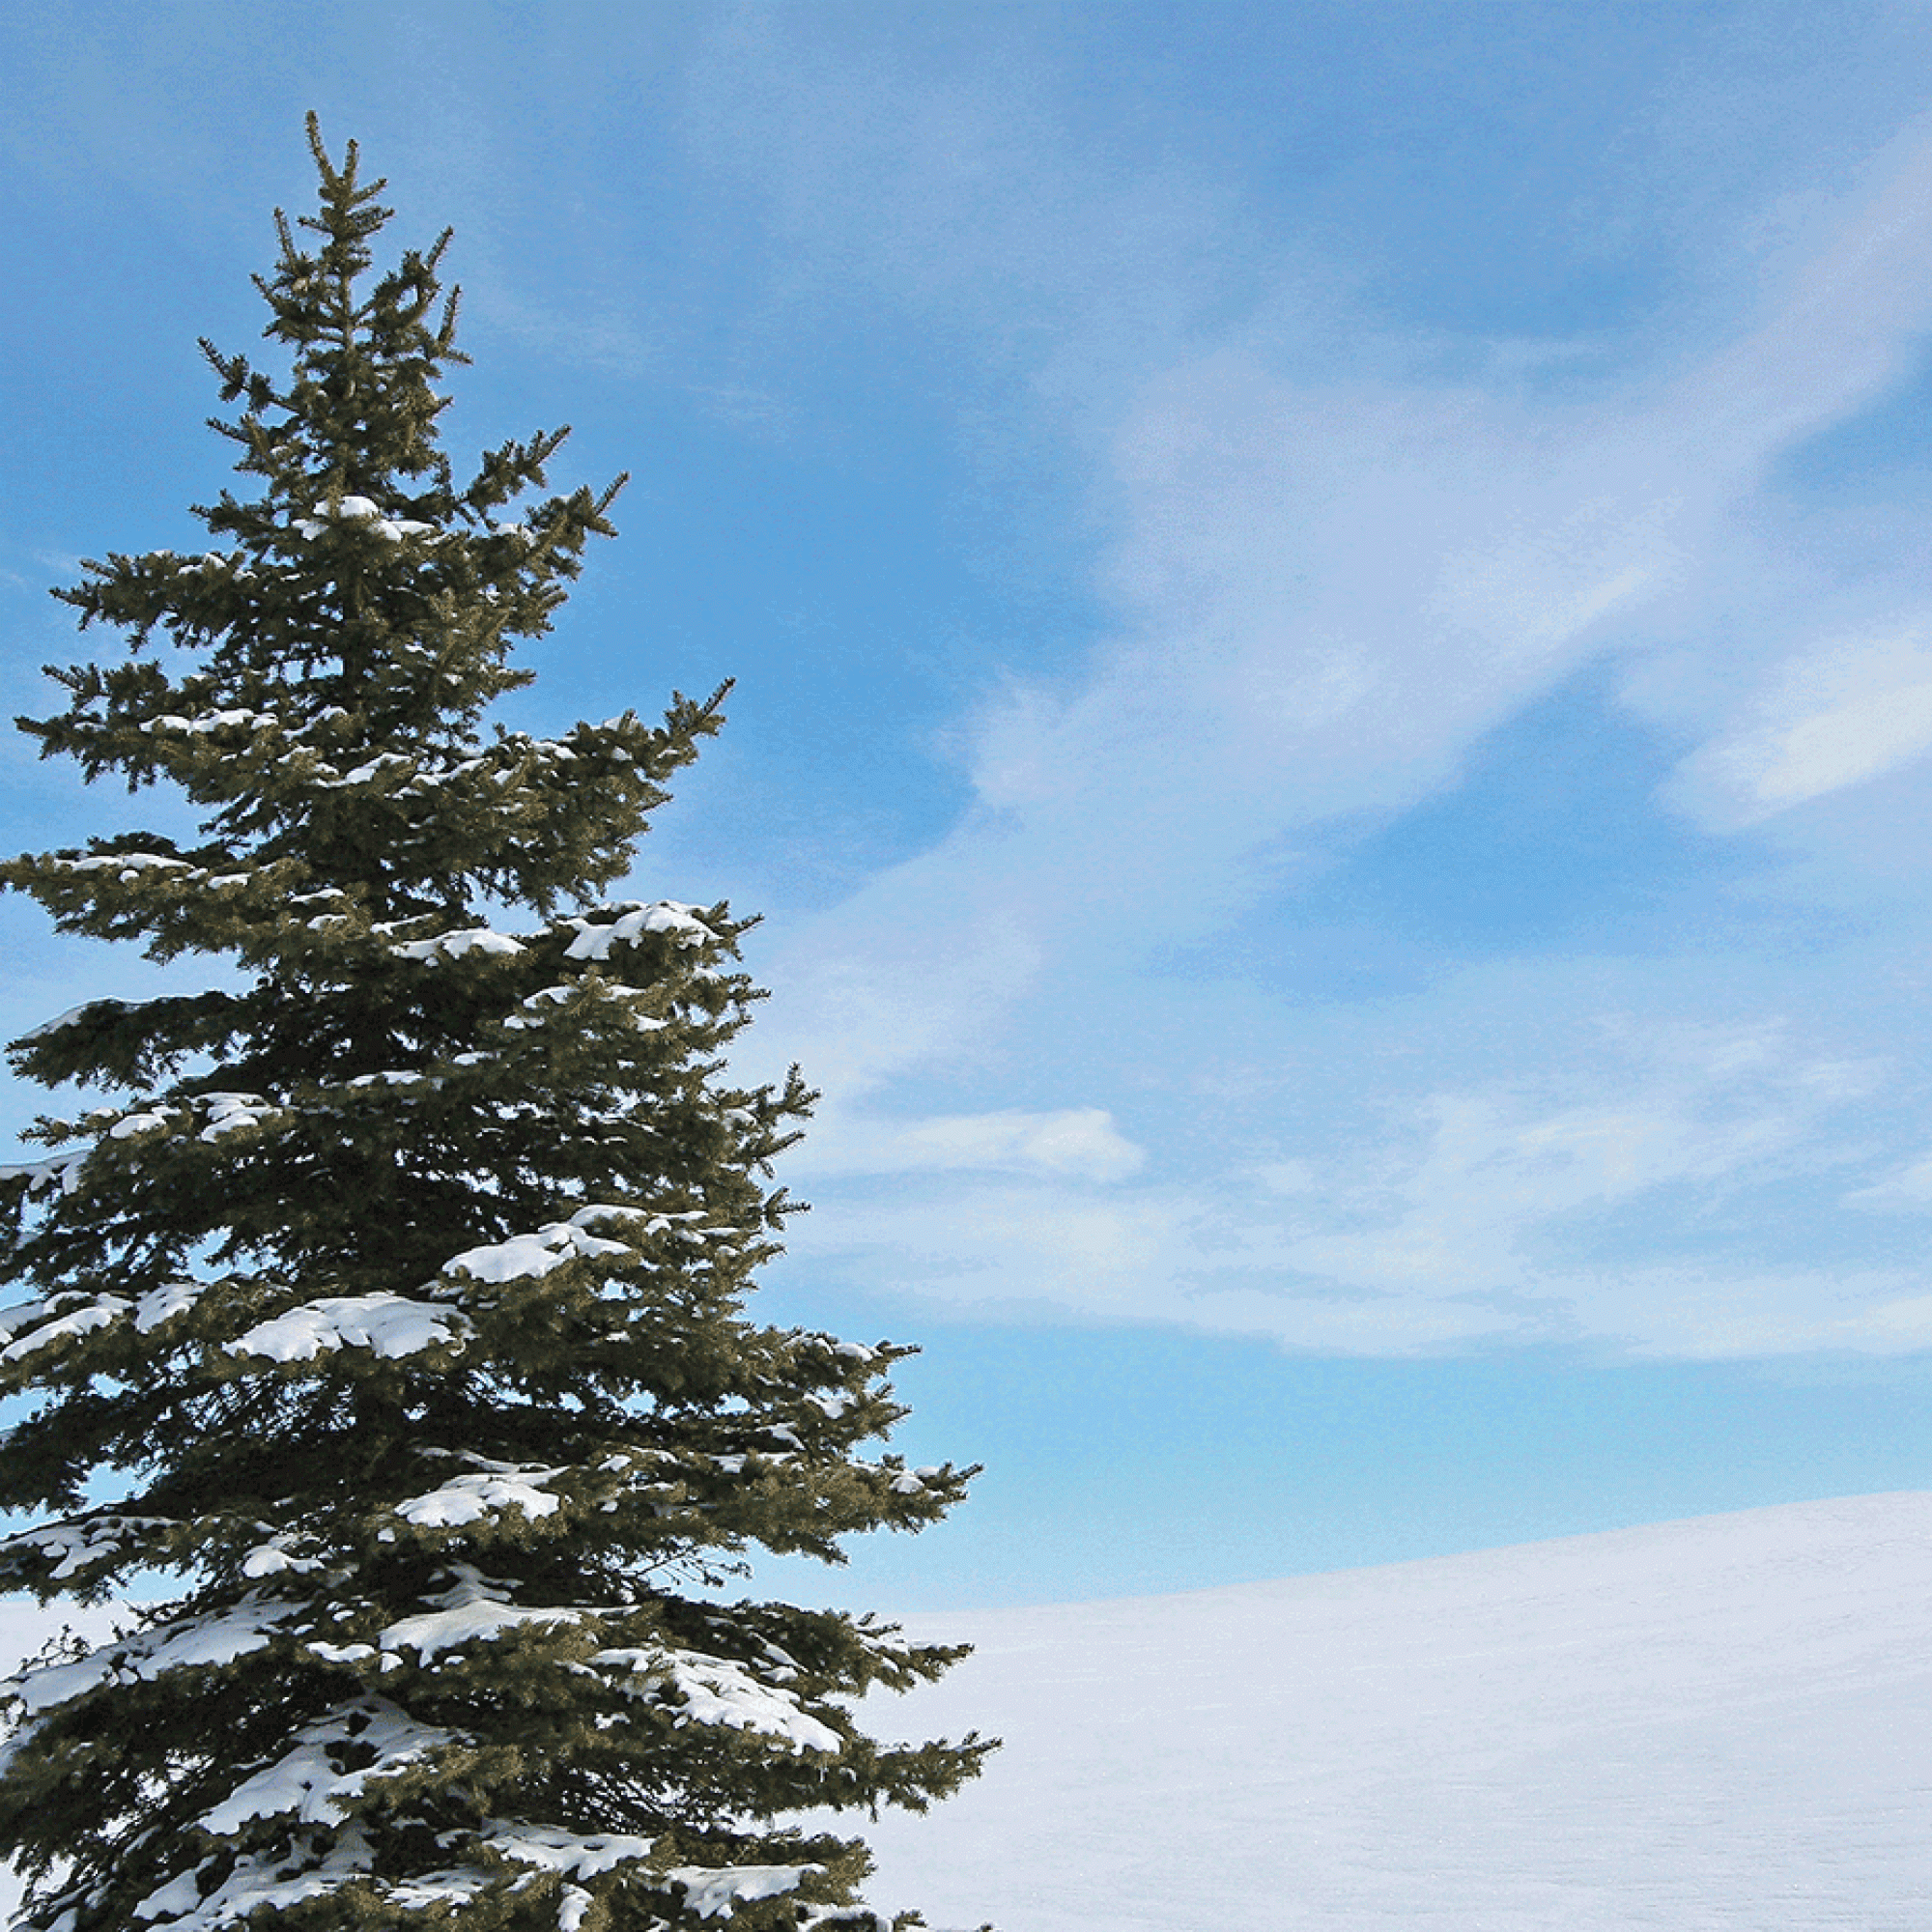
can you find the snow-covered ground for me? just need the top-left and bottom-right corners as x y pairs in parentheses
(3, 1493), (1927, 1929)
(853, 1492), (1932, 1930)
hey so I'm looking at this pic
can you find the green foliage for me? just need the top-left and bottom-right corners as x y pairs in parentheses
(0, 118), (992, 1932)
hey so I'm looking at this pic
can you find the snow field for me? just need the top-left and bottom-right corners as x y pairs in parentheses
(841, 1492), (1932, 1930)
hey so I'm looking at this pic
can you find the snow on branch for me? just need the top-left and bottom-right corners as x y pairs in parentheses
(291, 496), (438, 544)
(12, 997), (137, 1043)
(438, 1209), (646, 1285)
(0, 1514), (177, 1583)
(499, 982), (668, 1033)
(59, 852), (195, 884)
(194, 1697), (464, 1834)
(141, 710), (277, 736)
(0, 1281), (207, 1377)
(377, 1568), (592, 1662)
(0, 1151), (88, 1197)
(666, 1865), (829, 1920)
(588, 1646), (842, 1755)
(389, 926), (526, 962)
(9, 1599), (298, 1718)
(561, 901), (717, 959)
(0, 1289), (130, 1363)
(224, 1293), (473, 1365)
(475, 1823), (656, 1881)
(394, 1457), (567, 1529)
(126, 1822), (400, 1932)
(121, 1822), (595, 1932)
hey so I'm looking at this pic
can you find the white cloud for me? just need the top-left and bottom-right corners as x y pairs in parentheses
(1844, 1150), (1932, 1210)
(777, 999), (1920, 1359)
(800, 1106), (1145, 1184)
(1674, 621), (1932, 822)
(785, 1148), (1932, 1356)
(1266, 1030), (1874, 1305)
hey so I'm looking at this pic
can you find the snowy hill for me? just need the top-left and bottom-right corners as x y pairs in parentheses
(849, 1492), (1932, 1930)
(4, 1493), (1929, 1930)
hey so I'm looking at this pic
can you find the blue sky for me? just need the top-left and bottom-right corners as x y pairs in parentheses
(7, 2), (1932, 1607)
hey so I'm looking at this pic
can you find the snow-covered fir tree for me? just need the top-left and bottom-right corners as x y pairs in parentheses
(0, 119), (993, 1932)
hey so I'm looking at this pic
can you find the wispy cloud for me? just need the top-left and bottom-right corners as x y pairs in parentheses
(754, 129), (1932, 1032)
(801, 1106), (1144, 1185)
(1843, 1148), (1932, 1210)
(1673, 620), (1932, 822)
(782, 1005), (1922, 1356)
(668, 20), (1932, 1356)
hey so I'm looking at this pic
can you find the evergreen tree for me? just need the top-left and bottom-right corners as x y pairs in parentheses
(0, 119), (992, 1932)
